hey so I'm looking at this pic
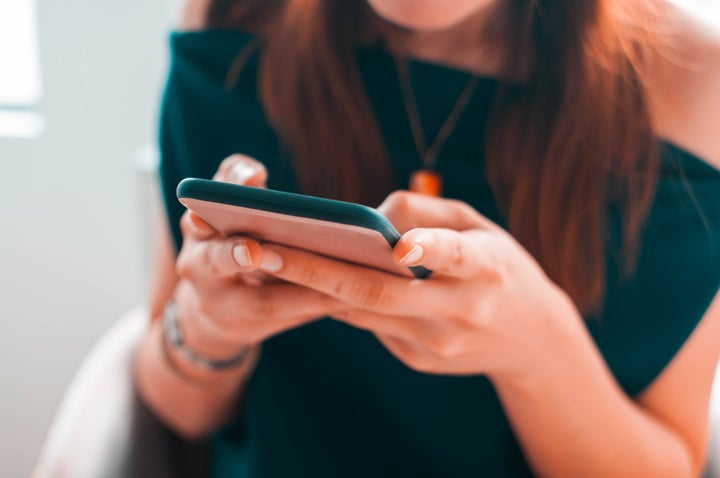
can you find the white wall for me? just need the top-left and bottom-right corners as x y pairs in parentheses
(0, 0), (181, 476)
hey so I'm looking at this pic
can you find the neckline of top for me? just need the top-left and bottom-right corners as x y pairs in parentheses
(170, 29), (720, 177)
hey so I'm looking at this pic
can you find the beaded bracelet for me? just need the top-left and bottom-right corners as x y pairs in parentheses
(162, 301), (251, 371)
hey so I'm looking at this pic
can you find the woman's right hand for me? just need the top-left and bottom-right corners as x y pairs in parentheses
(170, 154), (347, 381)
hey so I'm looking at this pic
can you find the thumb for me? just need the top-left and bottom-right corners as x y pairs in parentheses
(214, 154), (268, 188)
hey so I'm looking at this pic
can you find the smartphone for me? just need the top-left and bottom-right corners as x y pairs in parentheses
(176, 178), (431, 279)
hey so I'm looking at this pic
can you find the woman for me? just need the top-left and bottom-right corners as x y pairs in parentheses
(135, 0), (720, 476)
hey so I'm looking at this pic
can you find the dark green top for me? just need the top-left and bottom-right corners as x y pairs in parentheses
(158, 30), (720, 477)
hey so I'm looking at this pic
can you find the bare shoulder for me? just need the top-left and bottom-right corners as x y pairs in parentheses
(176, 1), (280, 35)
(648, 2), (720, 170)
(179, 0), (211, 31)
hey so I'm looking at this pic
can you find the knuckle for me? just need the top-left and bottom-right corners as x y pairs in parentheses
(454, 200), (476, 217)
(427, 334), (459, 359)
(175, 250), (194, 279)
(342, 278), (391, 308)
(336, 307), (356, 323)
(179, 213), (194, 236)
(387, 190), (412, 211)
(449, 239), (465, 269)
(471, 235), (507, 284)
(450, 200), (482, 225)
(383, 191), (412, 218)
(386, 190), (409, 204)
(297, 262), (321, 285)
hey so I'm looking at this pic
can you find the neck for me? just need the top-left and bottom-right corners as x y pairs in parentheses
(379, 2), (510, 76)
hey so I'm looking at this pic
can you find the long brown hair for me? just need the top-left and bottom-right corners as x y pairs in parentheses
(207, 0), (665, 315)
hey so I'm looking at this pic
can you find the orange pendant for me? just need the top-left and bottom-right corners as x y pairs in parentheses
(409, 169), (442, 197)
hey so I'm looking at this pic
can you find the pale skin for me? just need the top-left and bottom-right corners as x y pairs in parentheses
(134, 0), (720, 476)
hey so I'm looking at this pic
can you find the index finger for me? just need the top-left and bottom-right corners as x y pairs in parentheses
(258, 245), (445, 318)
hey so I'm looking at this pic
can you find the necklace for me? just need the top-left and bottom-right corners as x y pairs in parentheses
(393, 55), (480, 197)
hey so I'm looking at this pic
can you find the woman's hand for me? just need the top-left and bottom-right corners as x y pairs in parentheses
(135, 154), (350, 438)
(172, 155), (347, 376)
(256, 191), (583, 381)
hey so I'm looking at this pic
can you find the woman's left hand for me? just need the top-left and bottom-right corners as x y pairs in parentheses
(258, 191), (584, 380)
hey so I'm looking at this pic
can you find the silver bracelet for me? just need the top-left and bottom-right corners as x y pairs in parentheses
(163, 301), (251, 371)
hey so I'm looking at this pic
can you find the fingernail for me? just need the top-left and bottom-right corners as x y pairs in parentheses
(399, 244), (424, 265)
(231, 161), (258, 184)
(232, 243), (252, 267)
(260, 249), (283, 272)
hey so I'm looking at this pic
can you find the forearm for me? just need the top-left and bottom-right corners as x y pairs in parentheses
(493, 308), (697, 477)
(133, 319), (257, 439)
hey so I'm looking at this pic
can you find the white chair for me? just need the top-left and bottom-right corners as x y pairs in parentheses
(34, 307), (211, 478)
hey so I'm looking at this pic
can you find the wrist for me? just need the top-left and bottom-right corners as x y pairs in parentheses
(176, 299), (252, 359)
(162, 302), (261, 386)
(135, 322), (251, 437)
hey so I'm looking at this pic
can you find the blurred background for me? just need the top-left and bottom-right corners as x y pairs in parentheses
(0, 0), (718, 477)
(0, 0), (181, 476)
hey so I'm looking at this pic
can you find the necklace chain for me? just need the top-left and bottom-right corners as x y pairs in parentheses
(393, 55), (480, 171)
